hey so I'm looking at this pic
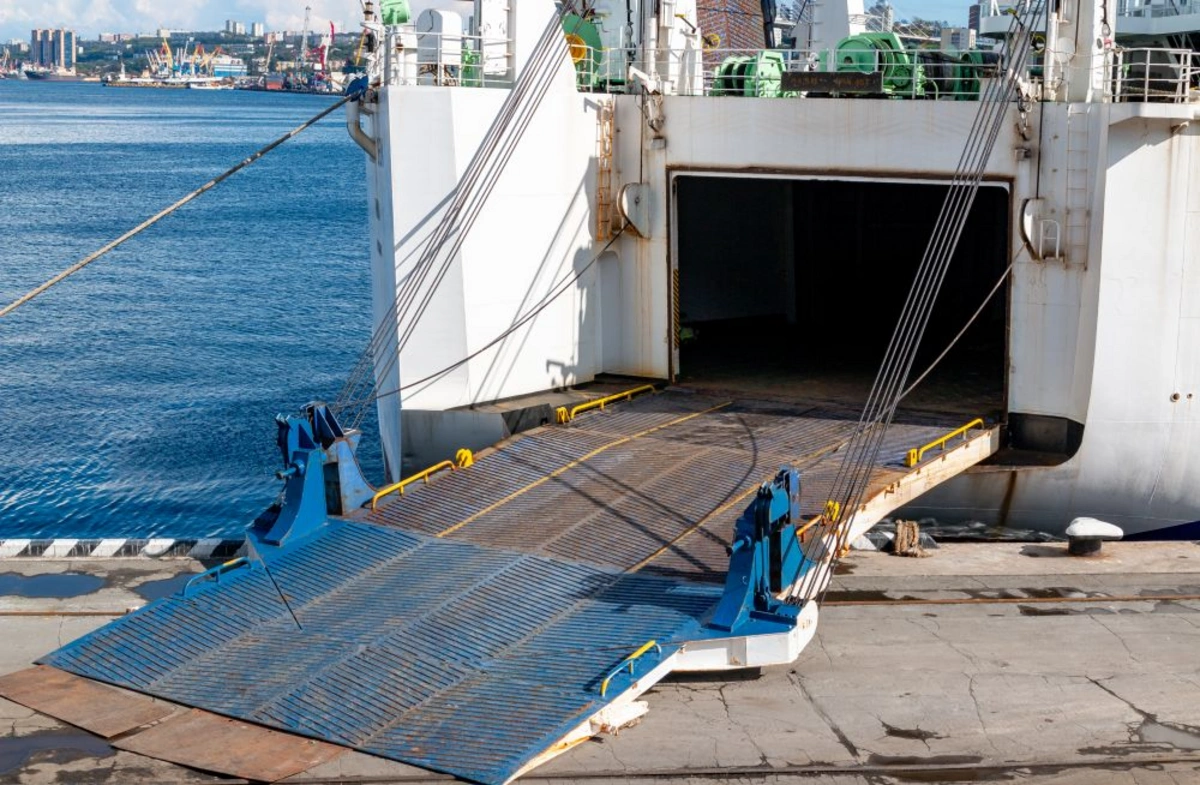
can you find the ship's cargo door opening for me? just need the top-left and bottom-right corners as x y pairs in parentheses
(673, 175), (1009, 418)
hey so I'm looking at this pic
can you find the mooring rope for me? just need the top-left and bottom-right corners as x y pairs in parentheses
(0, 93), (354, 320)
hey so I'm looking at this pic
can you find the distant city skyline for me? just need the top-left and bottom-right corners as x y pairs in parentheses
(0, 0), (361, 42)
(0, 0), (976, 43)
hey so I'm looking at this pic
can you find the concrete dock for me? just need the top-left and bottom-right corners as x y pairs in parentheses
(2, 540), (1199, 784)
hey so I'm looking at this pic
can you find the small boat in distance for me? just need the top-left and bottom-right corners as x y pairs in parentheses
(187, 79), (235, 90)
(23, 66), (84, 82)
(103, 74), (227, 88)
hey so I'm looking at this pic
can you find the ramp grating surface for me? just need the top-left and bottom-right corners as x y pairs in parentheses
(366, 389), (980, 579)
(39, 390), (994, 784)
(42, 520), (721, 785)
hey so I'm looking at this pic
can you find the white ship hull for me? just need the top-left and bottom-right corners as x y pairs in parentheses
(353, 0), (1200, 538)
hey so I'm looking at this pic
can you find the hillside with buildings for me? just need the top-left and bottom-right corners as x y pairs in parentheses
(3, 19), (358, 82)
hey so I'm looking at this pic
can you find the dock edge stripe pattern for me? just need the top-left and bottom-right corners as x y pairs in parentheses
(0, 539), (246, 559)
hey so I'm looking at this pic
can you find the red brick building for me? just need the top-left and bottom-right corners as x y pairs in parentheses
(697, 0), (770, 51)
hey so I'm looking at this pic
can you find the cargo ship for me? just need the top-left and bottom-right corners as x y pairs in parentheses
(23, 66), (85, 81)
(2, 1), (1198, 783)
(344, 0), (1200, 539)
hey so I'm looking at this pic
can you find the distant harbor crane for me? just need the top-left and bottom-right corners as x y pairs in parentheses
(299, 5), (312, 64)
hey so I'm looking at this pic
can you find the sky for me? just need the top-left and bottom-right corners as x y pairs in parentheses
(893, 0), (972, 24)
(0, 0), (972, 43)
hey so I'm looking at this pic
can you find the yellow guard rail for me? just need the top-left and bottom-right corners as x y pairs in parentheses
(905, 418), (985, 468)
(555, 384), (657, 424)
(599, 639), (662, 697)
(370, 448), (475, 510)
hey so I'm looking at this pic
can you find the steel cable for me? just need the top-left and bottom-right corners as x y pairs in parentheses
(334, 11), (587, 429)
(370, 224), (627, 403)
(334, 20), (570, 414)
(799, 6), (1042, 600)
(0, 94), (354, 319)
(898, 256), (1015, 402)
(794, 0), (1045, 602)
(333, 28), (566, 417)
(382, 27), (574, 386)
(796, 75), (1027, 599)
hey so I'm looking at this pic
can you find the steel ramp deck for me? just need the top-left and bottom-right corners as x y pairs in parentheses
(31, 389), (998, 784)
(365, 388), (1000, 580)
(40, 520), (722, 784)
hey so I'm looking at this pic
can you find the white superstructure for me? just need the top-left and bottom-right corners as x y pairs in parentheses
(349, 0), (1200, 538)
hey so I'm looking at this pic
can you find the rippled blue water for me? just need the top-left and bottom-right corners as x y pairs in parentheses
(0, 82), (382, 540)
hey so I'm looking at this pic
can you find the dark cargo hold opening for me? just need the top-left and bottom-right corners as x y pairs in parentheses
(672, 174), (1009, 422)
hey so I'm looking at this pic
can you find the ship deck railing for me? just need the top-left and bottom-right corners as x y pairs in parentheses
(378, 28), (1200, 106)
(382, 29), (514, 88)
(572, 44), (1000, 100)
(1121, 1), (1200, 18)
(986, 0), (1200, 21)
(1107, 47), (1200, 103)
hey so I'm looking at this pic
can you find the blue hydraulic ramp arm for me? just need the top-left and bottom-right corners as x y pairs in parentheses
(255, 401), (376, 548)
(708, 466), (810, 638)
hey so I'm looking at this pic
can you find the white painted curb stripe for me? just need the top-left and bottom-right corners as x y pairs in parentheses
(0, 540), (31, 558)
(141, 538), (178, 557)
(90, 539), (128, 558)
(0, 538), (245, 558)
(43, 539), (79, 558)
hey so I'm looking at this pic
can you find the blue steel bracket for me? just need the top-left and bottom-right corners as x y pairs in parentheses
(345, 74), (369, 97)
(707, 466), (807, 636)
(254, 403), (373, 546)
(304, 402), (376, 515)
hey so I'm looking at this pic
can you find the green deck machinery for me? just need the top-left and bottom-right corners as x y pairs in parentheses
(711, 50), (794, 97)
(822, 32), (927, 97)
(561, 13), (607, 91)
(955, 49), (1003, 100)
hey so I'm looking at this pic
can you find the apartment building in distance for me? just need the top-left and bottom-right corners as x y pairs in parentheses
(29, 28), (76, 70)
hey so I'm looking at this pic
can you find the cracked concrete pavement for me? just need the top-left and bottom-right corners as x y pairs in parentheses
(2, 543), (1200, 784)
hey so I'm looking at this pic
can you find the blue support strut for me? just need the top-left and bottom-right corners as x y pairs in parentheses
(254, 402), (374, 548)
(707, 466), (808, 636)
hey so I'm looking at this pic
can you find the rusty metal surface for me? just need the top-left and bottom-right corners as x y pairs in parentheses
(33, 390), (997, 785)
(43, 521), (720, 785)
(112, 708), (346, 781)
(0, 664), (175, 738)
(366, 390), (980, 580)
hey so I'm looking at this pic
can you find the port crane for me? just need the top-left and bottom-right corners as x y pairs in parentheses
(299, 5), (312, 65)
(161, 38), (174, 73)
(145, 38), (176, 77)
(196, 44), (221, 75)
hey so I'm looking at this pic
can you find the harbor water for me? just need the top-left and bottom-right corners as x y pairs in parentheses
(0, 81), (380, 540)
